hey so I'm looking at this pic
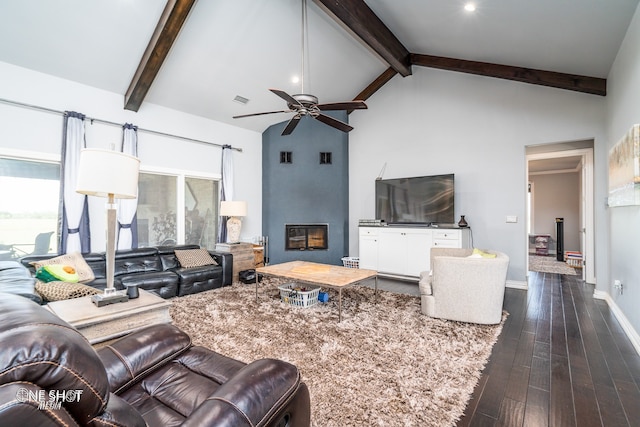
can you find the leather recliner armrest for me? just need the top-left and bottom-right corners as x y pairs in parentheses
(181, 358), (311, 427)
(0, 383), (79, 426)
(88, 393), (146, 427)
(19, 254), (56, 275)
(0, 261), (42, 304)
(0, 294), (111, 422)
(209, 251), (233, 286)
(98, 324), (192, 394)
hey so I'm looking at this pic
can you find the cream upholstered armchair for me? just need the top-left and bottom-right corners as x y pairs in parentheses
(418, 248), (509, 324)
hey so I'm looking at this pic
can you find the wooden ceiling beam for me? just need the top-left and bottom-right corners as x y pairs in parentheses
(124, 0), (197, 111)
(411, 53), (606, 96)
(348, 67), (397, 114)
(354, 67), (398, 101)
(313, 0), (412, 77)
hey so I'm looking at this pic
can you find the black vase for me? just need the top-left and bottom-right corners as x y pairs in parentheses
(458, 215), (468, 228)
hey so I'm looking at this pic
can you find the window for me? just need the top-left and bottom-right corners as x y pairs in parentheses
(0, 157), (59, 259)
(320, 152), (332, 165)
(137, 173), (177, 247)
(185, 177), (218, 249)
(280, 151), (292, 164)
(136, 172), (220, 249)
(0, 155), (220, 255)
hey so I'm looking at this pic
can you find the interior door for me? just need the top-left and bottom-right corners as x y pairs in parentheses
(579, 158), (587, 280)
(581, 148), (595, 283)
(526, 146), (595, 283)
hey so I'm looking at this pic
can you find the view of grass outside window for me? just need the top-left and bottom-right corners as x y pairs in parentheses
(0, 158), (59, 260)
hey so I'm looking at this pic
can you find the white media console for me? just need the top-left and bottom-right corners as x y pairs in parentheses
(358, 226), (471, 279)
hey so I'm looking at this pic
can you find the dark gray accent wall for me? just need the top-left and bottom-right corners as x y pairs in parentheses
(262, 112), (349, 265)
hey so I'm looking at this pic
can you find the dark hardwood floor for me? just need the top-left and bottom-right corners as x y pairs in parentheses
(457, 272), (640, 427)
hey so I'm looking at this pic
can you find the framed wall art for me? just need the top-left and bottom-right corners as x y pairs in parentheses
(609, 124), (640, 207)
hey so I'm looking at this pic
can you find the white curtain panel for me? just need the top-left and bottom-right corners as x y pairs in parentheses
(217, 145), (234, 243)
(117, 125), (139, 250)
(62, 114), (87, 253)
(221, 146), (234, 201)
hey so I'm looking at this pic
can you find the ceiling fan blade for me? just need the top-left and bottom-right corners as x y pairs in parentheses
(317, 100), (368, 111)
(270, 89), (303, 108)
(282, 115), (302, 136)
(233, 110), (290, 119)
(314, 113), (354, 133)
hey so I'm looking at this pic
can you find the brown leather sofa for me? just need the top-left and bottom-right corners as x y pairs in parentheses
(0, 293), (311, 426)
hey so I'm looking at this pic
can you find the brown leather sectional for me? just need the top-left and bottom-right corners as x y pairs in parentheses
(0, 292), (311, 426)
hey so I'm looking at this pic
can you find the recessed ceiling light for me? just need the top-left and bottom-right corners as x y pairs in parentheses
(464, 2), (476, 12)
(291, 75), (300, 84)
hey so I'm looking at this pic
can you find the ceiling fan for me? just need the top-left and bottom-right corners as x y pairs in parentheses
(233, 0), (367, 136)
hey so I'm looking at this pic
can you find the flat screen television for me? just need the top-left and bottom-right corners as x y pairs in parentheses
(375, 174), (454, 225)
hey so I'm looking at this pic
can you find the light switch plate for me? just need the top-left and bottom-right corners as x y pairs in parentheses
(506, 215), (518, 223)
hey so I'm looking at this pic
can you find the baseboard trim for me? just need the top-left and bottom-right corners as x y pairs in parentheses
(506, 280), (528, 290)
(593, 289), (640, 356)
(377, 272), (419, 281)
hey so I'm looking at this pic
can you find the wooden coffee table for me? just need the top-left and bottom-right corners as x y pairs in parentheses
(256, 261), (378, 321)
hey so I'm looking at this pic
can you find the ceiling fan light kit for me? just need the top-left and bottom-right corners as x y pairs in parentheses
(232, 0), (367, 136)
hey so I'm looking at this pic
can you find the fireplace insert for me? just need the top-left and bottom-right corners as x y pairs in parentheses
(285, 224), (328, 251)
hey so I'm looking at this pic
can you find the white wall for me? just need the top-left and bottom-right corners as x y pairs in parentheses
(0, 62), (263, 251)
(606, 4), (640, 335)
(348, 66), (608, 285)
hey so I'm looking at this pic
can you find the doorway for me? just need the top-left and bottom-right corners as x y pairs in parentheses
(525, 143), (595, 283)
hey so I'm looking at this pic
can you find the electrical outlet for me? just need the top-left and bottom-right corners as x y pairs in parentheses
(506, 215), (518, 223)
(614, 280), (624, 295)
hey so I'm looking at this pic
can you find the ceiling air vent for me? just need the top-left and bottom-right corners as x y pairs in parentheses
(233, 95), (249, 105)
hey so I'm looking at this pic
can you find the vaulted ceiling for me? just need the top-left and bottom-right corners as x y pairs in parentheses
(0, 0), (638, 134)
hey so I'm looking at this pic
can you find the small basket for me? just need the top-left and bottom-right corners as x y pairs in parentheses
(341, 256), (359, 269)
(278, 283), (321, 308)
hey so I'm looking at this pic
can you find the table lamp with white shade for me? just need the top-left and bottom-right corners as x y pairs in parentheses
(76, 148), (140, 306)
(220, 201), (247, 243)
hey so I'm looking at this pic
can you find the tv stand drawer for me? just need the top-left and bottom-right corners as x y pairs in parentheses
(433, 239), (460, 248)
(433, 230), (460, 240)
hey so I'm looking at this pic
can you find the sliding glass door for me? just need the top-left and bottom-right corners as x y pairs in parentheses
(0, 157), (59, 259)
(136, 172), (219, 249)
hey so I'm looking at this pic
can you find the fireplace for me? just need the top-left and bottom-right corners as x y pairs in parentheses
(285, 224), (328, 251)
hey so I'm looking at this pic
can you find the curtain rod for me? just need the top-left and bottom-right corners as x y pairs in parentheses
(0, 97), (243, 153)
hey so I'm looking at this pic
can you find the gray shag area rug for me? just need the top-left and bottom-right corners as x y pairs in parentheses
(170, 279), (506, 427)
(529, 255), (577, 275)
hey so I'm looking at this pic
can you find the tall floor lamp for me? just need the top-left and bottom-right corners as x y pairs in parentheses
(76, 148), (140, 307)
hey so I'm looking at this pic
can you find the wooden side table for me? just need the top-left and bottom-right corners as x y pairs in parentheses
(215, 242), (256, 282)
(46, 289), (171, 345)
(253, 244), (264, 268)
